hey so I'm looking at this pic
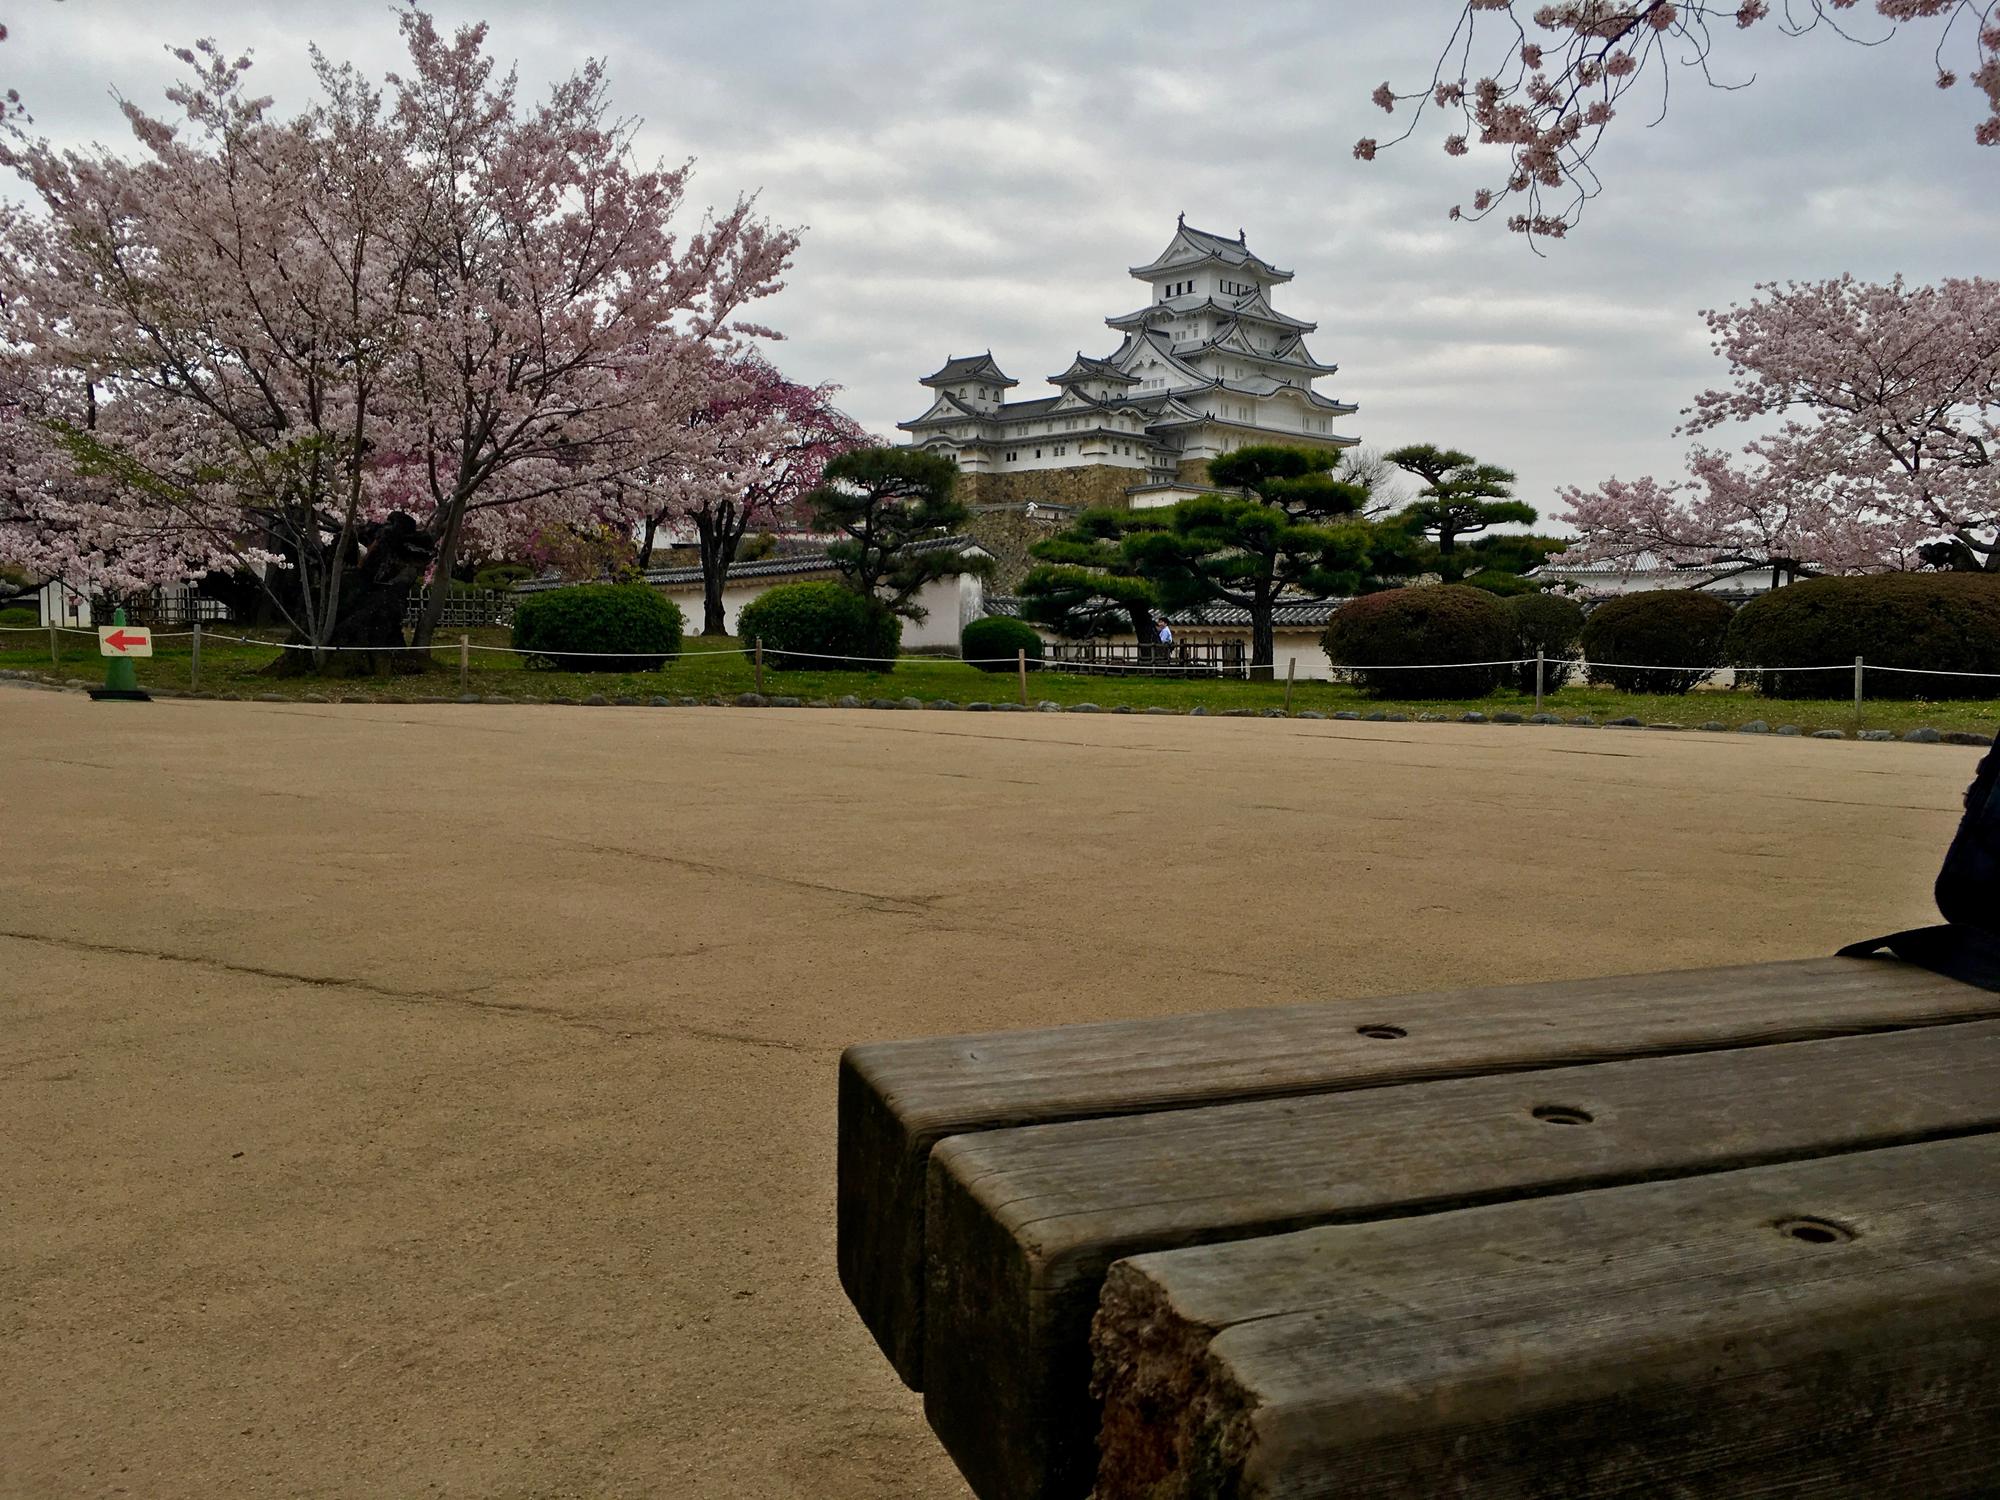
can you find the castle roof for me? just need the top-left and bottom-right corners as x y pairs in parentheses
(1105, 292), (1316, 335)
(1048, 352), (1139, 386)
(920, 352), (1017, 389)
(1129, 216), (1294, 284)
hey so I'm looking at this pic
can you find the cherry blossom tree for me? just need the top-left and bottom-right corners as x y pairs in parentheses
(1686, 274), (2000, 564)
(1360, 1), (2000, 243)
(618, 351), (867, 634)
(1557, 446), (1930, 585)
(382, 9), (797, 647)
(1558, 274), (1998, 578)
(0, 7), (797, 667)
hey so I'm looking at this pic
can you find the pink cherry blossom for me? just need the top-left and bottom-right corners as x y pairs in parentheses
(1360, 1), (1998, 242)
(1562, 274), (2000, 576)
(0, 7), (798, 663)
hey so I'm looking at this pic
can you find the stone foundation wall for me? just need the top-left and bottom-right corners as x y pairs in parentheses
(1175, 458), (1213, 487)
(959, 465), (1140, 514)
(962, 507), (1076, 591)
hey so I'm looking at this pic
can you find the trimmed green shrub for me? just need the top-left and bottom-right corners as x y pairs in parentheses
(0, 605), (38, 629)
(472, 561), (534, 592)
(1323, 584), (1512, 699)
(1580, 591), (1734, 695)
(1506, 592), (1584, 694)
(511, 583), (682, 672)
(1728, 573), (2000, 699)
(737, 581), (901, 672)
(961, 615), (1045, 673)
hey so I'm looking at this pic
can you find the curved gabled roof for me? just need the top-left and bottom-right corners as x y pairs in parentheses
(1105, 293), (1316, 335)
(1049, 352), (1139, 386)
(920, 351), (1018, 388)
(1129, 216), (1294, 283)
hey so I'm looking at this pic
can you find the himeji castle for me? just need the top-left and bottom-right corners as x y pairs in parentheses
(899, 217), (1359, 513)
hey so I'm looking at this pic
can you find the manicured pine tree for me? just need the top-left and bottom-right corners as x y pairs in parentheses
(804, 447), (993, 622)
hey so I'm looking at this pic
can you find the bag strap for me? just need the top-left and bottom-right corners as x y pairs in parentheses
(1839, 924), (2000, 993)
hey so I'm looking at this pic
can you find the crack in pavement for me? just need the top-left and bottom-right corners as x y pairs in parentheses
(0, 928), (482, 1003)
(0, 927), (828, 1058)
(542, 837), (944, 913)
(827, 720), (1192, 753)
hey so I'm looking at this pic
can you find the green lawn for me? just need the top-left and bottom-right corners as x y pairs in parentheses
(5, 624), (1998, 738)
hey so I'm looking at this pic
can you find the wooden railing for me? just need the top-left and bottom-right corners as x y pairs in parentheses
(1043, 640), (1248, 679)
(402, 587), (514, 629)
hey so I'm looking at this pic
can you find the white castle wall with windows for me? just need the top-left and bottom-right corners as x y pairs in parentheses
(900, 218), (1360, 511)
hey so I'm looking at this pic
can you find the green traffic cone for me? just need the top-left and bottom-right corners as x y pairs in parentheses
(90, 605), (151, 702)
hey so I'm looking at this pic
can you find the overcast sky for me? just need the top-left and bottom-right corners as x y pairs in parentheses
(6, 1), (1994, 521)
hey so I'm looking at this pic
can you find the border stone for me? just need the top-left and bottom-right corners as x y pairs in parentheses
(1906, 727), (1942, 743)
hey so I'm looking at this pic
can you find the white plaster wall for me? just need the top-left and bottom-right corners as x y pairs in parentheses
(656, 572), (979, 655)
(1015, 618), (1340, 680)
(37, 581), (93, 628)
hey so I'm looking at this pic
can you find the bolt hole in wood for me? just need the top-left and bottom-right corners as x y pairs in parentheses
(1531, 1104), (1595, 1126)
(1355, 1025), (1407, 1040)
(1777, 1216), (1856, 1245)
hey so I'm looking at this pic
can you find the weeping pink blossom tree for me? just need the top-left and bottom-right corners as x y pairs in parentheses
(0, 7), (798, 668)
(1359, 1), (2000, 243)
(618, 351), (868, 634)
(1559, 274), (2000, 580)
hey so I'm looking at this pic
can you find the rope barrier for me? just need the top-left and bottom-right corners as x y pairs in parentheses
(8, 623), (2000, 681)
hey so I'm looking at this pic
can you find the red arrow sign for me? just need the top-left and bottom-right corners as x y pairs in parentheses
(98, 625), (154, 657)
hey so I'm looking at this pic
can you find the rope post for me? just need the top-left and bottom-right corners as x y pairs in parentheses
(191, 621), (202, 693)
(459, 634), (470, 694)
(1535, 648), (1546, 714)
(1017, 647), (1028, 707)
(1854, 655), (1864, 721)
(49, 620), (58, 669)
(754, 636), (764, 696)
(1284, 656), (1296, 714)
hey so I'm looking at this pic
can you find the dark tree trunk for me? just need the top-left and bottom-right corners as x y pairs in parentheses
(1249, 609), (1275, 681)
(694, 503), (747, 636)
(268, 512), (436, 678)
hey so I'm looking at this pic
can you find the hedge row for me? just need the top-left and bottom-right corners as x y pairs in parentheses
(961, 615), (1044, 672)
(1727, 573), (2000, 699)
(511, 583), (683, 672)
(1582, 591), (1734, 695)
(738, 580), (901, 672)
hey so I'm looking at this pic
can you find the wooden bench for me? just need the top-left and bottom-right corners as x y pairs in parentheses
(836, 956), (2000, 1500)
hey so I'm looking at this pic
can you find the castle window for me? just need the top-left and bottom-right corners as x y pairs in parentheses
(1034, 448), (1043, 459)
(1056, 445), (1068, 457)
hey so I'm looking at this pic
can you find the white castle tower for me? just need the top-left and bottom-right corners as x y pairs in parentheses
(899, 216), (1359, 511)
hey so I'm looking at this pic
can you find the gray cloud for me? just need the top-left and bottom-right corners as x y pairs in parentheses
(6, 0), (1994, 516)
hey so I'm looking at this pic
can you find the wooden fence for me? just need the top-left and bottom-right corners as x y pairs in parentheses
(402, 587), (514, 629)
(1043, 640), (1249, 679)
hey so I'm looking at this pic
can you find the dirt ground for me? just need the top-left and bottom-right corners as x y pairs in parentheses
(0, 686), (1975, 1499)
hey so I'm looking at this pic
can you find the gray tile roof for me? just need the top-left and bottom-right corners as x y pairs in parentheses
(921, 353), (1016, 388)
(514, 535), (989, 594)
(984, 595), (1343, 628)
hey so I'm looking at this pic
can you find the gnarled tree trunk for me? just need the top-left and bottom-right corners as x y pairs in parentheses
(268, 512), (437, 677)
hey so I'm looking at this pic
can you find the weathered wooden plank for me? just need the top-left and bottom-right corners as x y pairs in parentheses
(1091, 1133), (2000, 1500)
(923, 1019), (2000, 1500)
(838, 955), (1992, 1386)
